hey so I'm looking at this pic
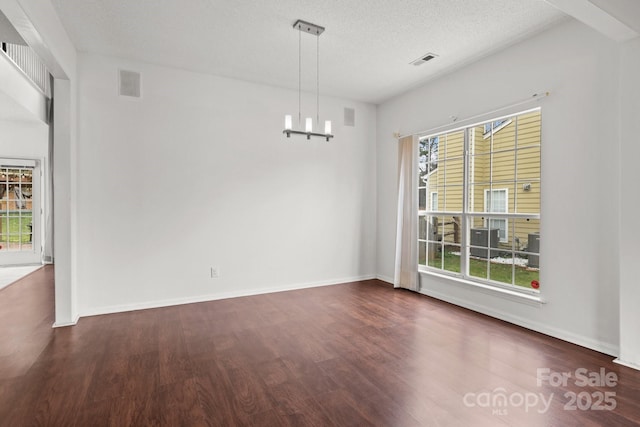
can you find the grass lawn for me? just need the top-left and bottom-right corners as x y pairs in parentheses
(426, 250), (539, 289)
(0, 213), (33, 243)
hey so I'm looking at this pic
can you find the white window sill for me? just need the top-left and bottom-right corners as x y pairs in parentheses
(419, 269), (545, 307)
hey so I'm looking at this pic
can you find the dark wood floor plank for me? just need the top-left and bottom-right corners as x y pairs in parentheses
(1, 269), (640, 426)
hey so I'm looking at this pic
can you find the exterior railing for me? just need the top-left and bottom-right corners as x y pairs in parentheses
(1, 41), (50, 97)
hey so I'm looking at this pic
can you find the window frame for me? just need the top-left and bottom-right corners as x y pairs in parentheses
(417, 108), (541, 295)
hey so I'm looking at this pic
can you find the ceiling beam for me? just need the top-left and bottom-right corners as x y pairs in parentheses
(544, 0), (638, 42)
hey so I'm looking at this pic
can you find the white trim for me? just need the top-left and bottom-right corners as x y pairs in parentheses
(421, 269), (542, 303)
(415, 106), (543, 140)
(52, 315), (79, 328)
(79, 275), (376, 318)
(0, 158), (37, 168)
(613, 358), (640, 371)
(376, 274), (394, 284)
(418, 276), (618, 356)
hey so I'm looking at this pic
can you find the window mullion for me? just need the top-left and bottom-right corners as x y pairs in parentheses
(461, 128), (470, 277)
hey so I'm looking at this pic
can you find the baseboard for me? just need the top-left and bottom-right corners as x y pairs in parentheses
(420, 287), (619, 357)
(52, 315), (79, 328)
(376, 274), (394, 285)
(613, 358), (640, 371)
(80, 274), (377, 318)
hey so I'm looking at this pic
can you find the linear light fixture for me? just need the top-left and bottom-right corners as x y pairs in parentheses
(283, 19), (333, 142)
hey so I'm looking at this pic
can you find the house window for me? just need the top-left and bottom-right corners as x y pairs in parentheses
(484, 189), (508, 242)
(430, 192), (438, 211)
(418, 108), (541, 292)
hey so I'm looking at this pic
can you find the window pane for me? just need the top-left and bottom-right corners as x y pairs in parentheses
(419, 188), (426, 211)
(426, 216), (461, 274)
(516, 110), (542, 148)
(0, 213), (7, 251)
(490, 118), (516, 149)
(442, 158), (464, 185)
(491, 150), (516, 182)
(428, 168), (442, 187)
(514, 218), (540, 290)
(442, 185), (463, 212)
(431, 244), (461, 273)
(488, 218), (507, 242)
(418, 215), (427, 241)
(419, 136), (439, 186)
(469, 153), (490, 186)
(469, 257), (488, 281)
(469, 225), (499, 260)
(418, 240), (427, 266)
(515, 181), (540, 214)
(441, 131), (464, 158)
(489, 259), (513, 286)
(516, 146), (540, 181)
(471, 126), (490, 155)
(419, 138), (428, 186)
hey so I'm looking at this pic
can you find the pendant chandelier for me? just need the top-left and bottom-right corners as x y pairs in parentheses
(283, 20), (333, 142)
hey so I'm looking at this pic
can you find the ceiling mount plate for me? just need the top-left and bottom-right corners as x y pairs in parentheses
(293, 19), (325, 36)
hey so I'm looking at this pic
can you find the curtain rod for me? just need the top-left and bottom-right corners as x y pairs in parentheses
(397, 91), (550, 139)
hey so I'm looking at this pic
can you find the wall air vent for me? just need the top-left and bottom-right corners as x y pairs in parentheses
(344, 107), (355, 127)
(410, 53), (438, 66)
(119, 69), (141, 98)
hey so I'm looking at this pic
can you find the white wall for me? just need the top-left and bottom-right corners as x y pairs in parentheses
(76, 53), (376, 315)
(1, 0), (79, 326)
(376, 20), (621, 354)
(0, 53), (47, 122)
(618, 36), (640, 368)
(0, 119), (47, 158)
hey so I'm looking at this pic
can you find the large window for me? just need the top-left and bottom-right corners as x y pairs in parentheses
(418, 108), (541, 292)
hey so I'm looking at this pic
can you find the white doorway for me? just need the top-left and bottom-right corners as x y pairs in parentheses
(0, 158), (41, 266)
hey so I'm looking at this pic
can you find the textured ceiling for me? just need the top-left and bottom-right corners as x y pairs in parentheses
(50, 0), (566, 104)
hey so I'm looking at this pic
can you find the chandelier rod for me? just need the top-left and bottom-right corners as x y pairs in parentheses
(298, 25), (301, 127)
(316, 32), (319, 128)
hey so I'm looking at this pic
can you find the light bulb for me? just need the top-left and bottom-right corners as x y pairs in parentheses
(284, 115), (292, 130)
(305, 118), (313, 133)
(324, 120), (332, 135)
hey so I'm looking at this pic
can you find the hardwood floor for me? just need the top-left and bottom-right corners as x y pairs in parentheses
(1, 266), (639, 426)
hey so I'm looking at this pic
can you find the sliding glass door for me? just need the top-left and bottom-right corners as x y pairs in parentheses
(0, 159), (41, 266)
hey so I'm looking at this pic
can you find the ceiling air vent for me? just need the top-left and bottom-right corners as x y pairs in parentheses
(410, 53), (438, 66)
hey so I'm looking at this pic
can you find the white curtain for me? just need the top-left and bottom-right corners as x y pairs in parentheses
(394, 135), (419, 291)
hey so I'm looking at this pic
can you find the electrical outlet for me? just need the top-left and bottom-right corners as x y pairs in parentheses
(210, 266), (220, 279)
